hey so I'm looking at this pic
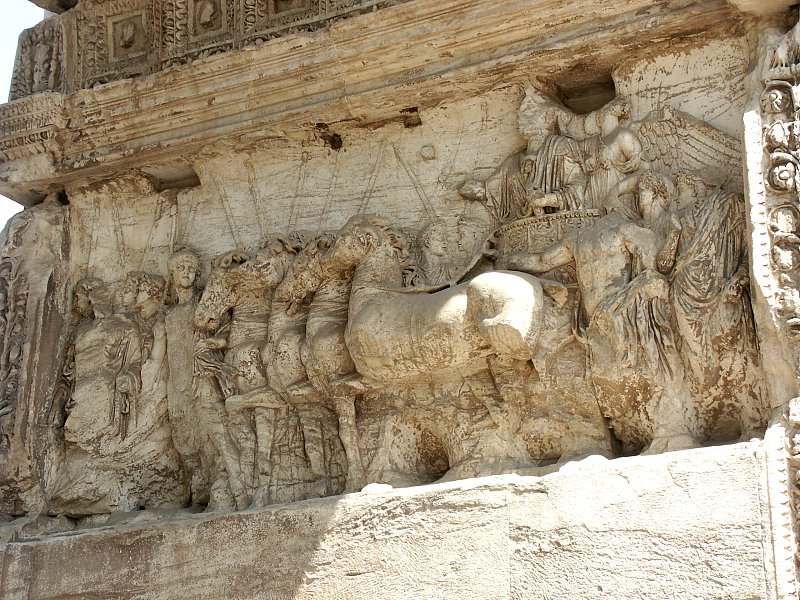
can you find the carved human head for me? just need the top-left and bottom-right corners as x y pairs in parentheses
(603, 98), (630, 120)
(137, 273), (166, 308)
(674, 170), (707, 209)
(637, 170), (671, 220)
(168, 249), (200, 293)
(417, 220), (451, 259)
(74, 277), (107, 319)
(598, 98), (631, 134)
(122, 272), (166, 312)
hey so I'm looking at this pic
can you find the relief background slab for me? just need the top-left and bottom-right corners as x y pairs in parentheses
(0, 0), (796, 597)
(0, 444), (773, 600)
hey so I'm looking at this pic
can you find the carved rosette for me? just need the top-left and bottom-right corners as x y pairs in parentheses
(761, 33), (800, 597)
(74, 0), (157, 89)
(762, 77), (800, 339)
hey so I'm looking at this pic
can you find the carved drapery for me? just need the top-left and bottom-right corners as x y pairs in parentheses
(0, 87), (761, 521)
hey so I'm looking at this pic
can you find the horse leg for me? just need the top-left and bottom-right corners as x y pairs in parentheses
(226, 408), (257, 504)
(196, 379), (249, 510)
(485, 355), (533, 462)
(333, 394), (366, 493)
(296, 403), (331, 497)
(251, 407), (277, 507)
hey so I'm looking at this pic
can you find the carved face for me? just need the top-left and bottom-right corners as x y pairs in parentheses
(121, 278), (138, 311)
(638, 188), (666, 223)
(135, 288), (154, 311)
(600, 99), (630, 134)
(169, 253), (199, 291)
(418, 224), (450, 258)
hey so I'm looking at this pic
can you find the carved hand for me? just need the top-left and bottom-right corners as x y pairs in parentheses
(529, 192), (560, 210)
(668, 211), (682, 232)
(639, 269), (670, 301)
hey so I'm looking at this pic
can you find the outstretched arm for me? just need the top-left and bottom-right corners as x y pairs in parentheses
(505, 235), (576, 273)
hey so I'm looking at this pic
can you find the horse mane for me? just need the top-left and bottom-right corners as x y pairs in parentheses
(349, 215), (411, 266)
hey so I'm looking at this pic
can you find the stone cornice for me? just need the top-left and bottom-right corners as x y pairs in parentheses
(3, 0), (743, 204)
(27, 0), (77, 13)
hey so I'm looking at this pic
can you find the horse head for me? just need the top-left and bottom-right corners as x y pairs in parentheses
(250, 235), (305, 290)
(324, 215), (409, 271)
(195, 250), (250, 332)
(195, 264), (236, 333)
(274, 232), (336, 309)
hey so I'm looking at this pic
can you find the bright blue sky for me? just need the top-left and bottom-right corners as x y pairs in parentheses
(0, 2), (49, 227)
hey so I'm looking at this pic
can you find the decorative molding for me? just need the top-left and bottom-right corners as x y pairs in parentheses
(0, 0), (741, 203)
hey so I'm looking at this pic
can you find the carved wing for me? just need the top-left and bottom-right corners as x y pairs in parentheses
(633, 107), (742, 190)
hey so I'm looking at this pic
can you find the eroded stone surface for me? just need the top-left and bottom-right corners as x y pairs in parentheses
(0, 444), (771, 600)
(1, 0), (799, 597)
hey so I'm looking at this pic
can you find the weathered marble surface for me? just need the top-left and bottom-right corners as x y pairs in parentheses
(1, 0), (800, 597)
(0, 444), (773, 600)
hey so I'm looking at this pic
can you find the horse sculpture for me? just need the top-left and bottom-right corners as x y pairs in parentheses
(226, 233), (348, 499)
(209, 232), (350, 505)
(282, 233), (368, 492)
(319, 215), (558, 383)
(194, 239), (298, 506)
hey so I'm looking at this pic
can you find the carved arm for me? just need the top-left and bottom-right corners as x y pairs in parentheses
(505, 235), (576, 273)
(656, 212), (682, 274)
